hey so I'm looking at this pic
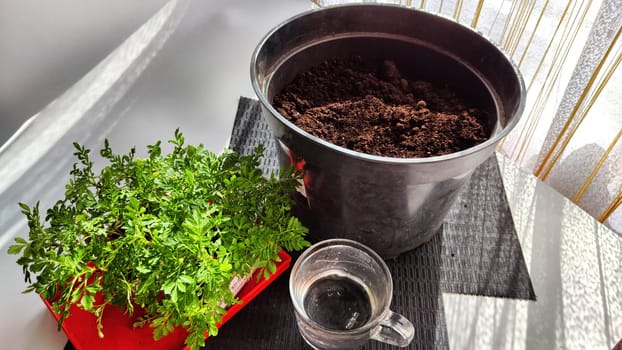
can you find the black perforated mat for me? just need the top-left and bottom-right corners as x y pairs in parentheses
(66, 97), (535, 350)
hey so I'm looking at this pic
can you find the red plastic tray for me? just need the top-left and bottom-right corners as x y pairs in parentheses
(42, 250), (291, 350)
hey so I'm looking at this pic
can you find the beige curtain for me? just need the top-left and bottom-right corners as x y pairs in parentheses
(314, 0), (622, 234)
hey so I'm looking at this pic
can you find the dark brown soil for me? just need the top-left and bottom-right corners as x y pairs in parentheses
(273, 57), (490, 158)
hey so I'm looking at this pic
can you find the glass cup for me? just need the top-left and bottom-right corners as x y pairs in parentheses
(289, 239), (415, 349)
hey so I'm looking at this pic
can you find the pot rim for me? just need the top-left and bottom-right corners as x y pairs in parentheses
(250, 3), (526, 165)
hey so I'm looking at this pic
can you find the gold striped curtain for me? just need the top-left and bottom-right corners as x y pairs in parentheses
(315, 0), (622, 233)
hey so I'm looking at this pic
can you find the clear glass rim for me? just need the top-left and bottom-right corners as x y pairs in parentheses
(289, 238), (393, 334)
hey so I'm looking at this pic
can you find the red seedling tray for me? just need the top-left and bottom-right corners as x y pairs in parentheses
(42, 250), (291, 350)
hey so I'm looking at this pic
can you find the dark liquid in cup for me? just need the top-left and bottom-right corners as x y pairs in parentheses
(303, 275), (372, 330)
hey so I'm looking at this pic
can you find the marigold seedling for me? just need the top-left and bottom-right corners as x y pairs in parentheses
(9, 129), (309, 350)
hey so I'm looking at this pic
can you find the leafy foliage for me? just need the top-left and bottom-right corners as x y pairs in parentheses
(9, 130), (309, 350)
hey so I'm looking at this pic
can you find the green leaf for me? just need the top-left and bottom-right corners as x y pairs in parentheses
(7, 244), (24, 255)
(219, 263), (232, 272)
(267, 261), (277, 275)
(18, 202), (30, 212)
(170, 287), (179, 303)
(162, 281), (176, 295)
(80, 293), (95, 310)
(178, 275), (195, 284)
(136, 265), (151, 274)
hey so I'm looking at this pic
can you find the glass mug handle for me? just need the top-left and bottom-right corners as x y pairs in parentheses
(370, 310), (415, 347)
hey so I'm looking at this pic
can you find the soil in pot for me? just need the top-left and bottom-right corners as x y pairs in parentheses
(273, 56), (490, 158)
